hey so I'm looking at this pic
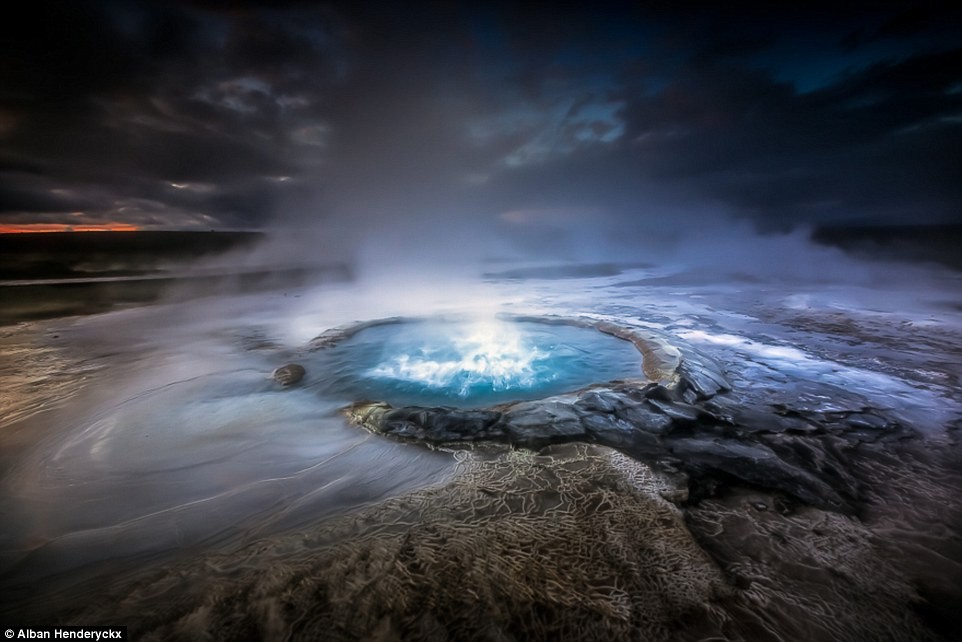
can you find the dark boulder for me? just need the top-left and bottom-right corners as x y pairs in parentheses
(273, 363), (306, 386)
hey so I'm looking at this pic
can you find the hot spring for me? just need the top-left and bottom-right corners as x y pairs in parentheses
(306, 318), (645, 408)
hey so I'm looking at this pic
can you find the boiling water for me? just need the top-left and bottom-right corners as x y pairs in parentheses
(307, 320), (644, 408)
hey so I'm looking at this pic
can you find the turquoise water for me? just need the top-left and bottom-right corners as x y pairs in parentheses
(309, 320), (644, 408)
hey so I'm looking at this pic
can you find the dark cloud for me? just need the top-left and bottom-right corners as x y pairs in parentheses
(842, 7), (942, 51)
(0, 1), (959, 236)
(0, 180), (93, 214)
(613, 45), (962, 225)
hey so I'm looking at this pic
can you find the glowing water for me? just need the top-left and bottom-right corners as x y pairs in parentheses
(369, 321), (549, 395)
(311, 319), (644, 407)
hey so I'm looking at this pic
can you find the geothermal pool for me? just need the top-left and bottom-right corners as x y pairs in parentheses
(309, 318), (644, 407)
(1, 260), (961, 639)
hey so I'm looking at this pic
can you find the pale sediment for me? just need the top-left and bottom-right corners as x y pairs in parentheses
(66, 442), (952, 641)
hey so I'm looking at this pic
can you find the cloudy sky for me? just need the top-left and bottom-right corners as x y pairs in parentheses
(0, 1), (959, 238)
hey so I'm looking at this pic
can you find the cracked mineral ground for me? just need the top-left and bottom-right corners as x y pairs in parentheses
(1, 258), (961, 641)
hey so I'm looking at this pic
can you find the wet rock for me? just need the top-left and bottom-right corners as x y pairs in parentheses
(760, 432), (860, 500)
(272, 363), (306, 386)
(379, 407), (505, 443)
(677, 354), (731, 400)
(307, 328), (349, 350)
(576, 390), (625, 414)
(579, 412), (629, 436)
(502, 402), (587, 444)
(347, 401), (392, 432)
(702, 399), (737, 423)
(844, 411), (889, 430)
(648, 398), (702, 423)
(308, 317), (404, 350)
(592, 320), (682, 382)
(732, 406), (820, 435)
(832, 416), (915, 444)
(642, 383), (676, 402)
(582, 413), (663, 454)
(616, 403), (674, 434)
(668, 437), (847, 511)
(779, 382), (871, 414)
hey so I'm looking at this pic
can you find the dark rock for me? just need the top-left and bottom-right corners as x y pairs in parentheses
(643, 384), (676, 402)
(616, 403), (674, 434)
(648, 398), (702, 423)
(844, 412), (889, 430)
(581, 414), (664, 454)
(760, 432), (861, 507)
(733, 406), (819, 434)
(580, 412), (629, 436)
(576, 391), (625, 414)
(677, 354), (731, 400)
(668, 437), (848, 511)
(272, 363), (306, 386)
(703, 399), (737, 424)
(432, 409), (503, 436)
(380, 407), (504, 443)
(502, 402), (587, 444)
(680, 388), (701, 404)
(779, 382), (871, 414)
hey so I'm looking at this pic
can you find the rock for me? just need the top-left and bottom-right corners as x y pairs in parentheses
(592, 320), (681, 382)
(677, 354), (731, 400)
(502, 402), (588, 445)
(669, 437), (848, 511)
(308, 317), (405, 351)
(660, 487), (690, 503)
(379, 407), (505, 443)
(273, 363), (306, 386)
(648, 398), (702, 423)
(776, 382), (870, 414)
(759, 433), (861, 503)
(844, 411), (889, 430)
(642, 383), (676, 402)
(576, 391), (625, 413)
(580, 412), (630, 436)
(346, 401), (392, 432)
(616, 403), (675, 434)
(732, 406), (818, 434)
(582, 414), (662, 454)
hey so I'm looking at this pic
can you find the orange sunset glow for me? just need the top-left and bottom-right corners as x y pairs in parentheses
(0, 223), (142, 233)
